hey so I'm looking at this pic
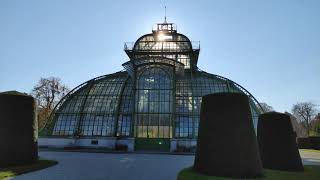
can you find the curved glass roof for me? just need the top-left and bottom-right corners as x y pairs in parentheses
(42, 70), (262, 137)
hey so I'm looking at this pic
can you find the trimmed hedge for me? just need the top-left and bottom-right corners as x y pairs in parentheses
(257, 112), (303, 171)
(297, 136), (320, 150)
(193, 93), (263, 178)
(297, 137), (312, 149)
(310, 137), (320, 150)
(115, 144), (128, 151)
(175, 145), (197, 153)
(0, 92), (38, 168)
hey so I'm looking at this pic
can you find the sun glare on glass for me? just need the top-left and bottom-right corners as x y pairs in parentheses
(157, 33), (172, 41)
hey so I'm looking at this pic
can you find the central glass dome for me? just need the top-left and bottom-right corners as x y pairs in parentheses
(41, 22), (263, 151)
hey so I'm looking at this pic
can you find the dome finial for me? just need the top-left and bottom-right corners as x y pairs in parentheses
(164, 5), (167, 23)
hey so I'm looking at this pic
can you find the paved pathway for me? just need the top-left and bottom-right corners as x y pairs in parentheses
(9, 151), (320, 180)
(11, 152), (194, 180)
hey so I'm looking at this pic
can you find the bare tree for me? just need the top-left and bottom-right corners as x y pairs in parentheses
(31, 77), (69, 129)
(285, 112), (308, 137)
(259, 102), (274, 112)
(292, 102), (317, 136)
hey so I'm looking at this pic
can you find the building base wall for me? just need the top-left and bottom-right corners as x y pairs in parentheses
(39, 137), (135, 152)
(39, 137), (75, 148)
(39, 137), (195, 153)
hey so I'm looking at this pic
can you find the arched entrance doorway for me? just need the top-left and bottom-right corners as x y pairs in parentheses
(134, 66), (173, 151)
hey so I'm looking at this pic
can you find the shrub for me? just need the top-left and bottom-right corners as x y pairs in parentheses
(297, 137), (311, 149)
(309, 136), (320, 150)
(175, 145), (196, 153)
(298, 136), (320, 150)
(63, 146), (81, 150)
(115, 144), (128, 151)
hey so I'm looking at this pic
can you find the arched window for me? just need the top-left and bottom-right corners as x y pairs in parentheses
(135, 67), (173, 138)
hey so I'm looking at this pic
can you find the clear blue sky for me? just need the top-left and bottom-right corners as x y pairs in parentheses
(0, 0), (319, 112)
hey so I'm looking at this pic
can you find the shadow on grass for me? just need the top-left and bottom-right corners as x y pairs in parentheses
(0, 159), (58, 180)
(178, 165), (320, 180)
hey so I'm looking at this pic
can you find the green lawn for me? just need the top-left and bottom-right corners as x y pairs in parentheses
(178, 166), (320, 180)
(0, 160), (58, 180)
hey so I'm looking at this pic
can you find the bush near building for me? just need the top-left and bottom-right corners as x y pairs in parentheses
(297, 136), (320, 150)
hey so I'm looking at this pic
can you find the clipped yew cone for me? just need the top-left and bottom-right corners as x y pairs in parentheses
(258, 112), (303, 171)
(0, 91), (38, 167)
(194, 93), (263, 178)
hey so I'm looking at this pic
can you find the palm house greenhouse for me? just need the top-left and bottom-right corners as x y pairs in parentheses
(40, 22), (263, 152)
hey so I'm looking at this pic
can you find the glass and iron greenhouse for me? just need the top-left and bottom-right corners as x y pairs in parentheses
(40, 22), (263, 152)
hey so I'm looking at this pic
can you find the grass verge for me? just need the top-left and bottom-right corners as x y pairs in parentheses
(178, 165), (320, 180)
(0, 160), (58, 180)
(300, 149), (320, 153)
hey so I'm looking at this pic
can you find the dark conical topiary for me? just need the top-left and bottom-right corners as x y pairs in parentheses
(193, 93), (263, 178)
(0, 92), (38, 168)
(257, 112), (303, 171)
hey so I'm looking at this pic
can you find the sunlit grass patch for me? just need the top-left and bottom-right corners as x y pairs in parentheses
(300, 149), (320, 153)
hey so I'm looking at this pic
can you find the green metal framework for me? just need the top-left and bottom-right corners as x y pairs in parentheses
(41, 22), (264, 140)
